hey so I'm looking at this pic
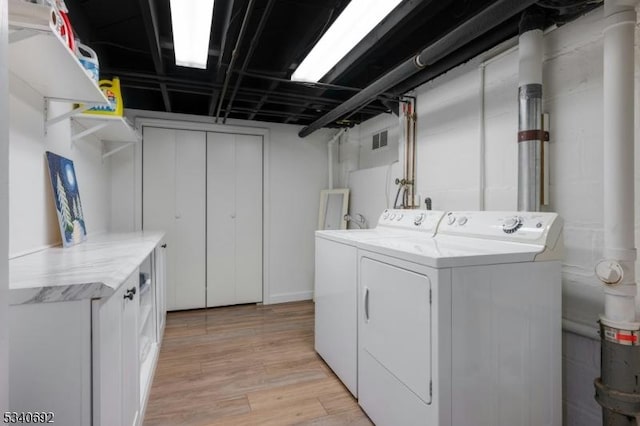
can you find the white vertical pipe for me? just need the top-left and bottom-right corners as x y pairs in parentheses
(327, 130), (344, 189)
(328, 139), (334, 190)
(601, 0), (638, 326)
(0, 0), (9, 411)
(478, 64), (486, 210)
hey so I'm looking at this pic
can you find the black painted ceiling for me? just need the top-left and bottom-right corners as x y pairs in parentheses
(64, 0), (598, 130)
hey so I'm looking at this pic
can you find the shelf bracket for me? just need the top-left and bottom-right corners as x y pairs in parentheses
(44, 98), (104, 134)
(71, 121), (110, 142)
(102, 142), (134, 160)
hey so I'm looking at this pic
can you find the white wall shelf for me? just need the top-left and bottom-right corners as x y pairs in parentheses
(8, 0), (108, 126)
(71, 115), (141, 159)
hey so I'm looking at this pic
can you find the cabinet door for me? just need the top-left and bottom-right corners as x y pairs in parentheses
(94, 284), (124, 426)
(206, 133), (263, 307)
(143, 127), (207, 310)
(121, 277), (140, 426)
(155, 243), (167, 341)
(94, 271), (140, 426)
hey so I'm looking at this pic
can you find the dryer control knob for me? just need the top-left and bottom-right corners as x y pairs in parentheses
(396, 214), (404, 221)
(458, 216), (468, 226)
(383, 212), (389, 219)
(502, 216), (523, 233)
(447, 215), (456, 225)
(414, 213), (425, 226)
(389, 213), (396, 220)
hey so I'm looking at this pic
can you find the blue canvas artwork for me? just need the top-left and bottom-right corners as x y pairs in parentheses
(46, 151), (87, 247)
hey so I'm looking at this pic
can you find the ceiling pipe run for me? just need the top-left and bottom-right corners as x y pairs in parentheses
(214, 0), (256, 123)
(594, 0), (640, 423)
(517, 8), (545, 212)
(222, 0), (276, 123)
(298, 0), (537, 138)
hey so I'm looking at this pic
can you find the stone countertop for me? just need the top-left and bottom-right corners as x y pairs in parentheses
(9, 231), (165, 305)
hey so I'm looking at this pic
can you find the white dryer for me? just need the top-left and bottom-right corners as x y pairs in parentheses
(314, 209), (445, 397)
(356, 211), (563, 426)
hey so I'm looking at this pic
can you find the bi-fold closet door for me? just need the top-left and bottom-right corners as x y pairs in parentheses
(142, 127), (263, 311)
(207, 132), (263, 307)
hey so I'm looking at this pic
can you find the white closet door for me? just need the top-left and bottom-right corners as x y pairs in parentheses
(206, 133), (236, 306)
(234, 135), (263, 303)
(143, 128), (206, 310)
(207, 133), (263, 307)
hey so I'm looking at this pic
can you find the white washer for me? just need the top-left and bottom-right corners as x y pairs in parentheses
(356, 211), (563, 426)
(314, 209), (445, 397)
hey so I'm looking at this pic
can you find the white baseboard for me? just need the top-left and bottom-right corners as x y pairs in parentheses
(267, 291), (314, 305)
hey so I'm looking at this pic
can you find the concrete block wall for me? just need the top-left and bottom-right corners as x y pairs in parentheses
(336, 7), (639, 424)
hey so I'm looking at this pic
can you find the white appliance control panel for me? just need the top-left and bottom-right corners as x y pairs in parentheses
(439, 211), (563, 247)
(377, 209), (444, 235)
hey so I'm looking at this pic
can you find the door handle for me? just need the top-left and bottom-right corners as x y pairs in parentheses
(364, 287), (370, 322)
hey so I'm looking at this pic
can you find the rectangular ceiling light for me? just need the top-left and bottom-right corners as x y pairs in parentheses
(169, 0), (215, 69)
(291, 0), (402, 82)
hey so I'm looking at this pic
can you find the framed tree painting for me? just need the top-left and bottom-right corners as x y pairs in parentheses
(46, 151), (87, 247)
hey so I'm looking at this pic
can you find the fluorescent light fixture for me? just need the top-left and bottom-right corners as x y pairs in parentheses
(169, 0), (215, 69)
(291, 0), (402, 82)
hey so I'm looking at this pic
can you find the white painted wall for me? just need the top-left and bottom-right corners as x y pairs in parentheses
(0, 0), (10, 412)
(108, 143), (136, 232)
(266, 122), (329, 302)
(8, 80), (111, 257)
(341, 8), (634, 425)
(111, 110), (329, 304)
(334, 113), (402, 227)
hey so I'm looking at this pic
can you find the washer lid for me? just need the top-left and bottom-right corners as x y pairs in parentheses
(357, 235), (546, 268)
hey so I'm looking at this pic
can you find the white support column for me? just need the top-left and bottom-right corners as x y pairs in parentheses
(599, 0), (639, 328)
(0, 0), (10, 412)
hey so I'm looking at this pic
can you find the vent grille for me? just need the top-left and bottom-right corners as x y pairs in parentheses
(372, 130), (388, 150)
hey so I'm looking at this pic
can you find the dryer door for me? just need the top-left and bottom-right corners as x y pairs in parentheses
(359, 256), (432, 410)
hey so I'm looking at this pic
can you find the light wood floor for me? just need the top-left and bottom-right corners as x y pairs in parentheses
(144, 301), (372, 426)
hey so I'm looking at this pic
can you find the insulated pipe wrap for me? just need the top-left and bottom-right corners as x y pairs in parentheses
(517, 22), (544, 212)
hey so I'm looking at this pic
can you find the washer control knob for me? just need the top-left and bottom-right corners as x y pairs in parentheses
(458, 216), (468, 226)
(502, 216), (523, 234)
(389, 213), (396, 220)
(447, 215), (456, 225)
(414, 213), (425, 226)
(383, 212), (389, 219)
(396, 214), (403, 221)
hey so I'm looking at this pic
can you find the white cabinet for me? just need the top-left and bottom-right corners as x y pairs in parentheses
(143, 127), (206, 310)
(143, 128), (263, 310)
(8, 233), (167, 426)
(207, 132), (263, 307)
(93, 271), (140, 426)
